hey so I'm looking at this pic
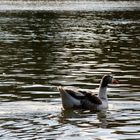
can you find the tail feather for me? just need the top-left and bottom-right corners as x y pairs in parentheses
(57, 86), (81, 109)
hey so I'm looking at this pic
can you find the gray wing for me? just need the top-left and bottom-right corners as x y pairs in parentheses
(78, 90), (102, 105)
(64, 88), (102, 105)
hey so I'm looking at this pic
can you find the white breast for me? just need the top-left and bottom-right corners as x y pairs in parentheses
(97, 100), (108, 110)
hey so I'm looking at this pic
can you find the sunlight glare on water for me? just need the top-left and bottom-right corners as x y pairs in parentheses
(0, 0), (140, 140)
(0, 0), (139, 11)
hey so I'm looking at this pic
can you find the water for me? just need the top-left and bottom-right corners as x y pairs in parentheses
(0, 0), (140, 139)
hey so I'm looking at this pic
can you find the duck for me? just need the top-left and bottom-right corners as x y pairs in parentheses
(58, 75), (119, 111)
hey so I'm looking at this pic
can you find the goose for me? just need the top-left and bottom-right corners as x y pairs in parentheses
(58, 75), (119, 110)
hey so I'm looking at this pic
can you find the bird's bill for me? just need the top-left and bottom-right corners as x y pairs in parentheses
(112, 79), (119, 84)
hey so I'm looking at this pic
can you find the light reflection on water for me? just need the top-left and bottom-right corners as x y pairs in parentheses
(0, 0), (139, 11)
(0, 0), (140, 139)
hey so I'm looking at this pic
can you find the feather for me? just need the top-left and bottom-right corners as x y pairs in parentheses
(78, 90), (102, 104)
(63, 88), (102, 105)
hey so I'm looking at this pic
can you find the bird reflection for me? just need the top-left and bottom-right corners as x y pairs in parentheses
(59, 109), (82, 123)
(59, 108), (108, 128)
(97, 109), (108, 128)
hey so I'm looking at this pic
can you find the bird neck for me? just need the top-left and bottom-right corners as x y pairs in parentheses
(98, 85), (108, 100)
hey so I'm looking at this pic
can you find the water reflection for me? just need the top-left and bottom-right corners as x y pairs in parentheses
(60, 109), (108, 128)
(0, 0), (140, 139)
(0, 0), (139, 11)
(97, 110), (108, 128)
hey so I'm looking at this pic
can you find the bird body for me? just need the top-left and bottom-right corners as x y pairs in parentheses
(58, 75), (118, 111)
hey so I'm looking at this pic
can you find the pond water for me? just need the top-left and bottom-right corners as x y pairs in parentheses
(0, 0), (140, 139)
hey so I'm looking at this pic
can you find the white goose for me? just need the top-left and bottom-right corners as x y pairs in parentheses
(58, 75), (119, 111)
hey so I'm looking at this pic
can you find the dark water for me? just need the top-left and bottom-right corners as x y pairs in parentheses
(0, 0), (140, 139)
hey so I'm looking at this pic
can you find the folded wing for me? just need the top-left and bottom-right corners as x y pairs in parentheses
(64, 88), (102, 105)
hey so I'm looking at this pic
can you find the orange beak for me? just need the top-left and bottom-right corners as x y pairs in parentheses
(112, 79), (119, 84)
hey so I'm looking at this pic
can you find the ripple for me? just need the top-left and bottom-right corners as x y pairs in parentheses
(0, 0), (139, 12)
(0, 2), (139, 139)
(0, 100), (139, 139)
(0, 101), (61, 115)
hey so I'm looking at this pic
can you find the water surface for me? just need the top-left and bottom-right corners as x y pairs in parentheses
(0, 0), (140, 139)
